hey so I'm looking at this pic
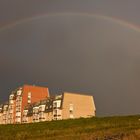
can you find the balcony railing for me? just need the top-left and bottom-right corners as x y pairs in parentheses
(9, 100), (14, 104)
(16, 112), (21, 117)
(9, 110), (13, 113)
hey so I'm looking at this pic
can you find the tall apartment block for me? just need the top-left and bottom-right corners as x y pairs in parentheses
(3, 85), (49, 124)
(1, 103), (8, 124)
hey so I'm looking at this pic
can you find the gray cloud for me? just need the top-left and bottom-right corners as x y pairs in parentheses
(0, 15), (140, 116)
(0, 1), (140, 116)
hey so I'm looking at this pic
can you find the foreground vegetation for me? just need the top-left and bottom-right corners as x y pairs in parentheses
(1, 115), (140, 140)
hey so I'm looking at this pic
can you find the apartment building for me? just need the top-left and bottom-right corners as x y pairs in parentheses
(22, 97), (54, 123)
(0, 87), (96, 124)
(8, 92), (16, 124)
(52, 92), (96, 120)
(1, 85), (50, 124)
(22, 92), (96, 123)
(61, 92), (96, 119)
(2, 103), (9, 124)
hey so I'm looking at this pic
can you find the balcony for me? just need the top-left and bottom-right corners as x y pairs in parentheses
(9, 106), (13, 110)
(9, 100), (14, 104)
(3, 112), (7, 115)
(16, 106), (21, 111)
(53, 116), (62, 120)
(8, 115), (13, 119)
(16, 96), (22, 102)
(39, 112), (45, 119)
(9, 94), (14, 100)
(23, 110), (28, 116)
(33, 115), (39, 122)
(33, 107), (39, 114)
(16, 112), (21, 117)
(17, 90), (22, 96)
(9, 110), (13, 114)
(53, 109), (62, 120)
(16, 104), (21, 108)
(16, 118), (21, 123)
(16, 98), (22, 103)
(53, 100), (61, 109)
(39, 105), (45, 112)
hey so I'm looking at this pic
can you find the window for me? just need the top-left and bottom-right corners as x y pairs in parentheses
(54, 110), (57, 115)
(17, 90), (22, 95)
(69, 104), (73, 111)
(53, 102), (57, 108)
(69, 104), (74, 118)
(70, 114), (74, 119)
(28, 100), (31, 104)
(28, 92), (31, 103)
(28, 92), (31, 98)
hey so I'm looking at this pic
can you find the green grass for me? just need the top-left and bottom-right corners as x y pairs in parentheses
(1, 115), (140, 140)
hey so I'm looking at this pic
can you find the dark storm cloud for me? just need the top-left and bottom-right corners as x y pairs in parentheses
(1, 0), (140, 26)
(0, 0), (140, 116)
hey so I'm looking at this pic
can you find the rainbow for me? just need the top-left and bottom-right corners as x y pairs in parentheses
(0, 13), (140, 32)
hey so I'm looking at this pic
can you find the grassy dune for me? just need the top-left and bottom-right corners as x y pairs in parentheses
(1, 115), (140, 140)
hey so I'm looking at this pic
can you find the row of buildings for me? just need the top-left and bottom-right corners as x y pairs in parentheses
(0, 85), (96, 124)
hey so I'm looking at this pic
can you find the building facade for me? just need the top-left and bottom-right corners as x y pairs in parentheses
(61, 92), (96, 119)
(0, 87), (96, 124)
(0, 104), (3, 124)
(0, 85), (49, 124)
(21, 92), (96, 123)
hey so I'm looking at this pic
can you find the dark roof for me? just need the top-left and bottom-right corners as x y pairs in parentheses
(44, 99), (53, 113)
(40, 97), (54, 105)
(26, 104), (34, 116)
(54, 94), (62, 100)
(33, 102), (40, 107)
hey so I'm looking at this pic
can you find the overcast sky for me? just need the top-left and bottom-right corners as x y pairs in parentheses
(0, 0), (140, 116)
